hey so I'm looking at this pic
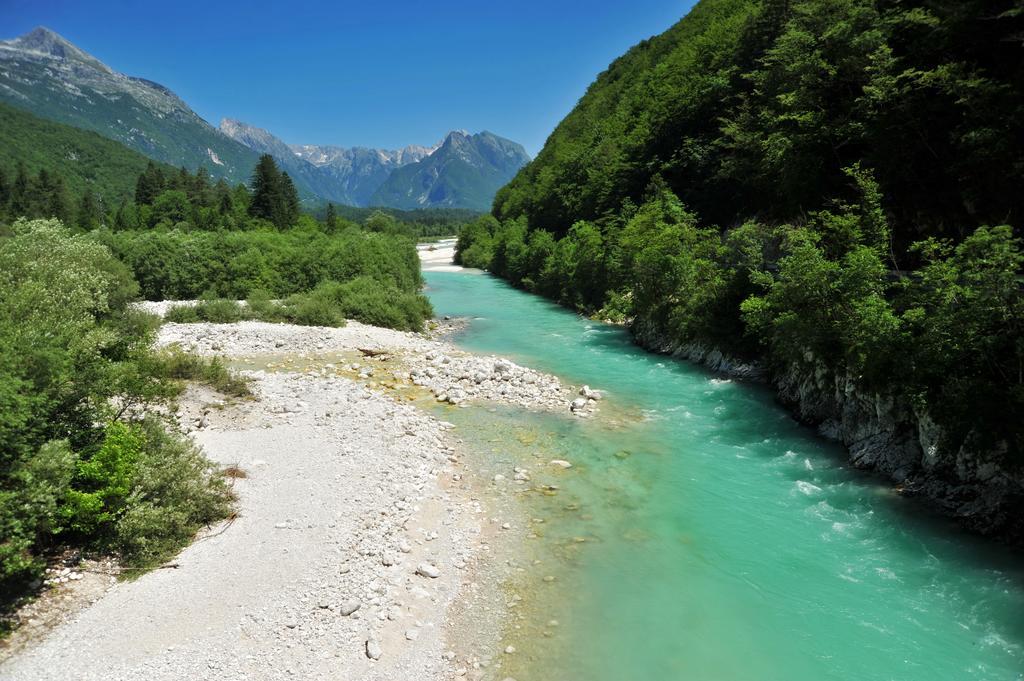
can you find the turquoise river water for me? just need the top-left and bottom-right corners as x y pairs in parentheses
(423, 268), (1023, 681)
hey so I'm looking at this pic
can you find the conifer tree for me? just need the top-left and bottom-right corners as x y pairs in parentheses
(325, 202), (338, 232)
(249, 154), (284, 226)
(9, 162), (29, 218)
(280, 172), (299, 228)
(135, 162), (165, 205)
(77, 191), (101, 231)
(44, 173), (71, 224)
(214, 179), (233, 215)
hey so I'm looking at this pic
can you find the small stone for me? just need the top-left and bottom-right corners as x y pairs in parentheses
(405, 628), (419, 641)
(416, 562), (441, 579)
(366, 638), (382, 660)
(504, 645), (516, 654)
(340, 600), (361, 616)
(550, 459), (573, 469)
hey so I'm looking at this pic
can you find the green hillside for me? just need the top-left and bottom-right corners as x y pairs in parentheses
(0, 101), (176, 207)
(458, 0), (1024, 488)
(494, 0), (1023, 247)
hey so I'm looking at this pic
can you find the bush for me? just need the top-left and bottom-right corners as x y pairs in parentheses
(0, 219), (235, 614)
(114, 419), (232, 569)
(281, 293), (345, 327)
(307, 277), (433, 332)
(150, 347), (252, 398)
(61, 422), (144, 535)
(163, 304), (200, 323)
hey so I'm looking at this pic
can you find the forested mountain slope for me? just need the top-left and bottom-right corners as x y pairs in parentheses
(459, 0), (1024, 541)
(0, 102), (178, 218)
(0, 28), (313, 197)
(494, 0), (1023, 247)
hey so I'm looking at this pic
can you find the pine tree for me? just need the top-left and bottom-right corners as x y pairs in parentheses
(214, 179), (233, 215)
(10, 162), (30, 218)
(280, 172), (299, 228)
(114, 200), (133, 231)
(0, 166), (9, 214)
(325, 202), (338, 232)
(135, 162), (165, 205)
(44, 173), (71, 224)
(76, 191), (101, 231)
(249, 154), (284, 226)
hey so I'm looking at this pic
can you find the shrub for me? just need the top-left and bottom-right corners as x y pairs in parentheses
(0, 220), (236, 610)
(281, 293), (345, 327)
(114, 419), (233, 569)
(150, 347), (253, 398)
(164, 304), (200, 323)
(310, 277), (433, 332)
(61, 422), (144, 535)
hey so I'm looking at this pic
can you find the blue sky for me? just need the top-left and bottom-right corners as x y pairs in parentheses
(1, 1), (697, 155)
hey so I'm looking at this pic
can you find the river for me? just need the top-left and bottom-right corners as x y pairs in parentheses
(419, 253), (1024, 681)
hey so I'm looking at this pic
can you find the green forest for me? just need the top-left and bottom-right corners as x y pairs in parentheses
(457, 0), (1024, 470)
(0, 147), (437, 615)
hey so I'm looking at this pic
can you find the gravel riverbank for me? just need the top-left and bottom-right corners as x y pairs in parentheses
(2, 316), (598, 680)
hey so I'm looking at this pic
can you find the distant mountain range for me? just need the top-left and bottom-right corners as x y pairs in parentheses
(0, 27), (529, 210)
(220, 119), (530, 210)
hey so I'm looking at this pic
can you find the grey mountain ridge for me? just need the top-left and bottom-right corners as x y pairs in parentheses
(0, 27), (264, 188)
(219, 118), (440, 207)
(221, 119), (530, 210)
(0, 26), (530, 210)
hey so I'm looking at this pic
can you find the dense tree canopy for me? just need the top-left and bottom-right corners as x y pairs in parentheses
(460, 0), (1024, 472)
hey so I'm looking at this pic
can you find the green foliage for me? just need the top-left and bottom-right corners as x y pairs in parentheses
(0, 102), (177, 216)
(296, 277), (433, 332)
(249, 155), (300, 229)
(455, 215), (499, 269)
(0, 219), (233, 614)
(61, 422), (144, 534)
(467, 0), (1024, 472)
(899, 226), (1024, 455)
(496, 0), (1024, 242)
(95, 227), (431, 331)
(149, 346), (252, 398)
(112, 418), (233, 570)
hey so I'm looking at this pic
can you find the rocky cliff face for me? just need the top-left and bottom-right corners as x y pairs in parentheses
(632, 320), (1024, 545)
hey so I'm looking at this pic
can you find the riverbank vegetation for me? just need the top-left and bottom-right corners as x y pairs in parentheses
(0, 219), (238, 627)
(1, 150), (435, 331)
(457, 0), (1024, 471)
(0, 150), (438, 624)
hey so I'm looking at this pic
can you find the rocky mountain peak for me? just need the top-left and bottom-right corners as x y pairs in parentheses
(2, 26), (110, 73)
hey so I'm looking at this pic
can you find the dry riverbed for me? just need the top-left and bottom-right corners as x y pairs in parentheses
(1, 316), (601, 681)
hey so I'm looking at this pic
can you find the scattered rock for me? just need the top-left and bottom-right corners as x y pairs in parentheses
(416, 562), (441, 579)
(339, 599), (361, 616)
(550, 459), (573, 469)
(366, 638), (382, 660)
